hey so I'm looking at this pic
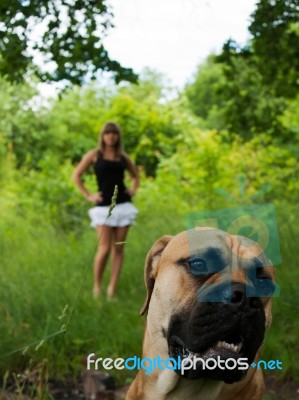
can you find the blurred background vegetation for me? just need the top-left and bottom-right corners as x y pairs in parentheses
(0, 0), (298, 397)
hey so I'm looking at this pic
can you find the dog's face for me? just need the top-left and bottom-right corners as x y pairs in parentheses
(140, 228), (275, 385)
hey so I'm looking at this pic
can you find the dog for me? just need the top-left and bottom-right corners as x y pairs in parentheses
(127, 227), (275, 400)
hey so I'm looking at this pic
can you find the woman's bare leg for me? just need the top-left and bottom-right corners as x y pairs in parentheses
(93, 225), (112, 296)
(108, 225), (130, 298)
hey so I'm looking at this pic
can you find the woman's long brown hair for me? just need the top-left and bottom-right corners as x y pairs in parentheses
(98, 122), (123, 157)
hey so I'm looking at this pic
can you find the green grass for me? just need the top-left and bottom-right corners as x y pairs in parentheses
(0, 206), (185, 387)
(0, 203), (298, 393)
(262, 205), (299, 378)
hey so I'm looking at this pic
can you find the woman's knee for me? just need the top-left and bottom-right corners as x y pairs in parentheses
(113, 243), (125, 255)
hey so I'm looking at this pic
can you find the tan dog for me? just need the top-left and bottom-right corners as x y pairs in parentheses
(127, 228), (275, 400)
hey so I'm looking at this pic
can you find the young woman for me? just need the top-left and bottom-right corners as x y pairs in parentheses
(72, 122), (139, 298)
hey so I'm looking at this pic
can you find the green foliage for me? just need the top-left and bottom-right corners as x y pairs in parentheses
(219, 0), (299, 100)
(42, 84), (113, 164)
(141, 129), (299, 212)
(279, 94), (299, 147)
(184, 0), (299, 140)
(20, 156), (90, 229)
(0, 0), (137, 85)
(218, 56), (286, 138)
(185, 55), (288, 139)
(0, 76), (45, 168)
(184, 56), (227, 130)
(249, 0), (299, 98)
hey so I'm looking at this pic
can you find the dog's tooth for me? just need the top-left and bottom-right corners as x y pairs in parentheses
(216, 340), (241, 351)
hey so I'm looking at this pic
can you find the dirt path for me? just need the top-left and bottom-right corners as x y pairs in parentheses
(1, 373), (299, 400)
(264, 374), (299, 400)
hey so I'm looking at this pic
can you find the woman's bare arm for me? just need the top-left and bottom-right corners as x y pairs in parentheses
(124, 154), (139, 197)
(72, 149), (103, 203)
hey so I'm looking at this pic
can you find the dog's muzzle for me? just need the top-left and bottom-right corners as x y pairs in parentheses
(168, 282), (266, 383)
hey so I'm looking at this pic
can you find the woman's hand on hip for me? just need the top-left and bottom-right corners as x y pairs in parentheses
(126, 188), (136, 197)
(87, 192), (103, 203)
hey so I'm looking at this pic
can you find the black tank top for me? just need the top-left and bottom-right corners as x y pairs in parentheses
(94, 153), (131, 206)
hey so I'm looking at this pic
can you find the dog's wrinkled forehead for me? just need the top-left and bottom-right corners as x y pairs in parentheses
(162, 228), (227, 261)
(161, 227), (272, 271)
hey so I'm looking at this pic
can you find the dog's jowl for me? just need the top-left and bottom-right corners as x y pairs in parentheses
(127, 227), (275, 400)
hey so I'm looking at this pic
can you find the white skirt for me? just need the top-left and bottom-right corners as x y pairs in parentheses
(88, 202), (138, 228)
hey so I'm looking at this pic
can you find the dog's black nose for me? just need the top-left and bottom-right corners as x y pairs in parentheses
(198, 282), (260, 309)
(230, 283), (261, 309)
(231, 283), (246, 305)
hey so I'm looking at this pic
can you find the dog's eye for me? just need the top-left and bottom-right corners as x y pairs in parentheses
(256, 276), (267, 288)
(255, 277), (275, 295)
(189, 258), (207, 275)
(254, 275), (275, 297)
(246, 267), (276, 297)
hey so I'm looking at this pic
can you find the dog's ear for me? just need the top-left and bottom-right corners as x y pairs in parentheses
(140, 235), (173, 316)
